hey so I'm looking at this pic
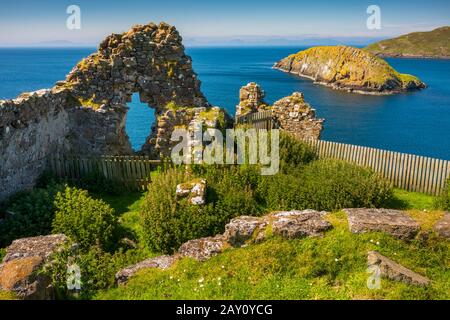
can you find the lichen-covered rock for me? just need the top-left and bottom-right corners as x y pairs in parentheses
(0, 234), (68, 300)
(178, 235), (225, 261)
(368, 251), (430, 286)
(115, 255), (176, 285)
(274, 46), (426, 95)
(433, 213), (450, 239)
(2, 234), (68, 263)
(176, 178), (207, 205)
(223, 216), (262, 247)
(224, 210), (332, 246)
(344, 208), (420, 240)
(270, 210), (332, 239)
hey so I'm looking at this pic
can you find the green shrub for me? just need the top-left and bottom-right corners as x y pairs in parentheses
(141, 166), (261, 254)
(257, 174), (304, 211)
(279, 132), (317, 174)
(47, 245), (146, 299)
(296, 159), (393, 211)
(0, 248), (5, 261)
(52, 187), (117, 250)
(0, 183), (64, 247)
(434, 178), (450, 210)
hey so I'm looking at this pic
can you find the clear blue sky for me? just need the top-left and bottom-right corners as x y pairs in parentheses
(0, 0), (449, 45)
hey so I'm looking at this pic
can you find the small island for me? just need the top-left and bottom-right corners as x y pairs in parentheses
(273, 45), (426, 95)
(366, 26), (450, 59)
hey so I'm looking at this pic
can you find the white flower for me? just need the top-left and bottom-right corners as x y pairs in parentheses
(376, 241), (380, 245)
(200, 284), (204, 288)
(221, 265), (225, 269)
(370, 239), (374, 243)
(198, 278), (204, 283)
(335, 258), (339, 262)
(169, 276), (173, 280)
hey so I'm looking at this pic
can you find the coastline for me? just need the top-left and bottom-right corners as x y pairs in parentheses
(272, 66), (419, 96)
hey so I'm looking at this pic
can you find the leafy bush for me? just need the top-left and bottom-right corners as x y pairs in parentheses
(52, 187), (117, 250)
(0, 248), (6, 261)
(279, 132), (317, 174)
(75, 170), (126, 195)
(434, 178), (450, 210)
(47, 245), (146, 299)
(141, 166), (261, 254)
(0, 183), (64, 247)
(296, 159), (393, 211)
(257, 174), (304, 211)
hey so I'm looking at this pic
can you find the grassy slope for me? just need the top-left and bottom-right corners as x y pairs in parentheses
(96, 189), (449, 300)
(365, 26), (450, 58)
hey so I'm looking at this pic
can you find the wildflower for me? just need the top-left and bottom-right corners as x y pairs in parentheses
(376, 241), (380, 245)
(335, 258), (339, 262)
(198, 278), (204, 283)
(221, 265), (225, 269)
(200, 284), (204, 288)
(370, 239), (374, 243)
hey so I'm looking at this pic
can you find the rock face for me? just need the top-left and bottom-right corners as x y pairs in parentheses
(433, 213), (450, 239)
(344, 208), (420, 240)
(274, 46), (426, 95)
(368, 251), (430, 286)
(270, 210), (332, 239)
(116, 210), (332, 284)
(0, 22), (218, 201)
(0, 234), (68, 300)
(178, 235), (226, 262)
(115, 255), (176, 285)
(235, 83), (323, 140)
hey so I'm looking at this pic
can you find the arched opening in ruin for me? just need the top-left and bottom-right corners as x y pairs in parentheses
(125, 93), (156, 152)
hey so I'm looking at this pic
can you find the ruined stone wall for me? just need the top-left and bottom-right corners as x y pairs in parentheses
(236, 83), (324, 140)
(0, 89), (72, 200)
(0, 22), (215, 201)
(272, 92), (324, 140)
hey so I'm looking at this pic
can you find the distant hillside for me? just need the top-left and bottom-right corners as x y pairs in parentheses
(365, 27), (450, 59)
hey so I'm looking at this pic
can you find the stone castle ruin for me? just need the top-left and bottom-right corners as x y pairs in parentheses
(0, 22), (214, 200)
(0, 23), (323, 201)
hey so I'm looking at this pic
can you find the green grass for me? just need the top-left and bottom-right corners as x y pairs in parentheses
(96, 211), (450, 300)
(388, 188), (435, 210)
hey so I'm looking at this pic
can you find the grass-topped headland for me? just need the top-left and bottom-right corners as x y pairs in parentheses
(274, 45), (426, 94)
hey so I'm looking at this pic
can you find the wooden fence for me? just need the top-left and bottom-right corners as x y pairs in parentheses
(303, 139), (450, 195)
(235, 110), (275, 130)
(47, 155), (162, 190)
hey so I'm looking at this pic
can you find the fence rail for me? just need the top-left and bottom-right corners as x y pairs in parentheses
(47, 143), (450, 195)
(303, 139), (450, 195)
(47, 155), (162, 190)
(235, 110), (275, 130)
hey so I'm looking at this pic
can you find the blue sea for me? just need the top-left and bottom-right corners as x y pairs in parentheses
(1, 47), (449, 159)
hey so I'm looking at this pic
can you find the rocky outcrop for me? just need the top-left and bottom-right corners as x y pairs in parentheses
(0, 22), (222, 201)
(178, 235), (226, 262)
(274, 46), (426, 95)
(433, 213), (450, 239)
(0, 235), (68, 300)
(235, 83), (323, 140)
(344, 208), (420, 240)
(115, 255), (176, 285)
(116, 210), (332, 284)
(368, 251), (430, 286)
